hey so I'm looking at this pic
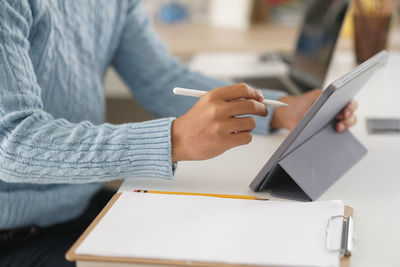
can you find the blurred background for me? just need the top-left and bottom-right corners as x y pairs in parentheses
(104, 0), (400, 124)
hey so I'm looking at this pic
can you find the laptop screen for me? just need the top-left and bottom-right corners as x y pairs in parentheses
(289, 0), (350, 91)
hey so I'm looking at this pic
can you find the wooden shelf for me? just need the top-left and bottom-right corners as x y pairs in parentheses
(154, 23), (400, 56)
(154, 23), (298, 56)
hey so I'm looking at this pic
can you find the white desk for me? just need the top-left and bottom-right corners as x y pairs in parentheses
(119, 52), (400, 267)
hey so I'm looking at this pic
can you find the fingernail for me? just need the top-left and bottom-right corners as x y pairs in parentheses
(337, 123), (345, 132)
(257, 90), (264, 100)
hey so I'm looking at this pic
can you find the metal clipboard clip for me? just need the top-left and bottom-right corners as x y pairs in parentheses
(326, 215), (353, 257)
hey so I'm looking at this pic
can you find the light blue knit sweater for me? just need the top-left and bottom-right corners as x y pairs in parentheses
(0, 0), (284, 229)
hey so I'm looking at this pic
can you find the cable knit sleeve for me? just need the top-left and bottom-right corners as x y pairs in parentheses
(0, 0), (175, 184)
(112, 1), (286, 135)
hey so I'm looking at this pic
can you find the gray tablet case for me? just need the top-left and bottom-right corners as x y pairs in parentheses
(249, 51), (388, 201)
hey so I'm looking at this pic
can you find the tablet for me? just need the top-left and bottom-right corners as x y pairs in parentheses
(250, 51), (388, 192)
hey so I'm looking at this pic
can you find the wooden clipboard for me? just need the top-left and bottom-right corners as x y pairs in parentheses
(66, 192), (353, 267)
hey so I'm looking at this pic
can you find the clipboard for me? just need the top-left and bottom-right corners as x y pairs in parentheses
(249, 51), (388, 201)
(66, 192), (354, 267)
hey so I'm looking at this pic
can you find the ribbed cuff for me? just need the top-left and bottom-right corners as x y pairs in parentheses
(124, 117), (176, 180)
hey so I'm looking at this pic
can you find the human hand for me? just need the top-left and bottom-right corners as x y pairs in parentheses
(270, 89), (358, 132)
(172, 83), (268, 162)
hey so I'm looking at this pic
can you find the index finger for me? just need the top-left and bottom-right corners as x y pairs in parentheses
(336, 100), (358, 120)
(346, 100), (358, 112)
(210, 83), (262, 102)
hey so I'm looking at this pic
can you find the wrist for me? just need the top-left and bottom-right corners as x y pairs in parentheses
(270, 109), (282, 130)
(270, 95), (290, 130)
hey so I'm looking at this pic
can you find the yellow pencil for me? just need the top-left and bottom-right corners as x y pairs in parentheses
(133, 190), (268, 200)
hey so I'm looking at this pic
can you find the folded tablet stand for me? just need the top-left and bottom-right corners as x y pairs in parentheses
(259, 122), (367, 201)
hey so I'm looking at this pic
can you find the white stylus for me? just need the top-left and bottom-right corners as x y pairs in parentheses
(173, 87), (288, 108)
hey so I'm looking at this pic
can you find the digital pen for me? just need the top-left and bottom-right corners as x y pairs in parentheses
(173, 87), (288, 108)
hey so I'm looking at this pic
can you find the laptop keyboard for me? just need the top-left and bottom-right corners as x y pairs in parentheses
(234, 77), (290, 92)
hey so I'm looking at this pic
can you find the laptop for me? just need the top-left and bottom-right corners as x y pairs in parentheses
(235, 0), (350, 95)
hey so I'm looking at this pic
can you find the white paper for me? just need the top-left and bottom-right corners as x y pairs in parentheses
(76, 192), (344, 267)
